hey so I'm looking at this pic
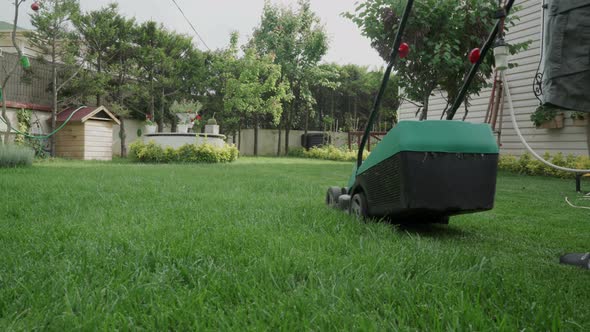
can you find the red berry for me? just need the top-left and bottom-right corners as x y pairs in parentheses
(31, 2), (40, 11)
(398, 43), (410, 59)
(469, 48), (481, 64)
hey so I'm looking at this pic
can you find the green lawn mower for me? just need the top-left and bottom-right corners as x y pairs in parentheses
(326, 0), (518, 222)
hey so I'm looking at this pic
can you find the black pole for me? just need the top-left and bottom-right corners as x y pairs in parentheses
(357, 0), (414, 169)
(446, 0), (517, 120)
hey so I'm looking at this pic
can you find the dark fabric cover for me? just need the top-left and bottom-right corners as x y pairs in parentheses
(542, 0), (590, 112)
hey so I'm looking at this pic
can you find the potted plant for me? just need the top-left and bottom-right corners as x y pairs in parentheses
(205, 114), (220, 135)
(177, 119), (190, 133)
(144, 114), (157, 134)
(571, 111), (588, 127)
(170, 99), (203, 133)
(530, 104), (564, 129)
(191, 114), (203, 133)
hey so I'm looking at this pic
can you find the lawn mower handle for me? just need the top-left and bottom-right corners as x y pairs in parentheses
(357, 0), (517, 168)
(357, 0), (415, 169)
(446, 0), (517, 120)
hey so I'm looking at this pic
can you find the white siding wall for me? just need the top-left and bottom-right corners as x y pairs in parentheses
(399, 0), (590, 156)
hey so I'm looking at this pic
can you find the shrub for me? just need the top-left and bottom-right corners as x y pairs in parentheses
(290, 145), (368, 162)
(530, 104), (560, 127)
(499, 153), (590, 179)
(497, 154), (517, 173)
(195, 144), (220, 163)
(177, 144), (199, 162)
(287, 147), (306, 158)
(163, 147), (179, 163)
(133, 141), (165, 163)
(0, 144), (34, 167)
(129, 140), (239, 164)
(15, 109), (31, 146)
(571, 111), (587, 120)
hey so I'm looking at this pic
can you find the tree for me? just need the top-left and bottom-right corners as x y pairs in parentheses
(309, 64), (399, 135)
(305, 63), (339, 136)
(307, 63), (340, 134)
(155, 31), (204, 131)
(105, 14), (137, 157)
(346, 0), (528, 120)
(68, 4), (137, 156)
(364, 69), (400, 129)
(224, 48), (291, 156)
(338, 65), (373, 130)
(206, 32), (242, 145)
(73, 3), (121, 106)
(251, 0), (328, 155)
(27, 0), (81, 155)
(134, 22), (200, 132)
(134, 21), (165, 126)
(0, 0), (26, 145)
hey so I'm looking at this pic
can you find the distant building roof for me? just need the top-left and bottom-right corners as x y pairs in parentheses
(0, 21), (27, 32)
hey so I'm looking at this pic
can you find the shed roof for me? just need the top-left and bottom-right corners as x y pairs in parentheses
(57, 106), (120, 125)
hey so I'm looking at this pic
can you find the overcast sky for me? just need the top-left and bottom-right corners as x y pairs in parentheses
(1, 0), (385, 68)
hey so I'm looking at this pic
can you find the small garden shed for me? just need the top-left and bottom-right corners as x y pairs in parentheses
(55, 106), (120, 160)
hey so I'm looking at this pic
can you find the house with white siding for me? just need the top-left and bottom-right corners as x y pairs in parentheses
(398, 0), (590, 156)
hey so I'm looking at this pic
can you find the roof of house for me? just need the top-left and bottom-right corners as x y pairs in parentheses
(57, 106), (120, 125)
(0, 21), (26, 32)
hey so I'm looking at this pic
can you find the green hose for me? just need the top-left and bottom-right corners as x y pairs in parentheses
(0, 106), (87, 140)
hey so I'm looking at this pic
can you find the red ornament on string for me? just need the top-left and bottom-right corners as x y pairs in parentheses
(469, 48), (481, 64)
(398, 43), (410, 59)
(31, 2), (40, 12)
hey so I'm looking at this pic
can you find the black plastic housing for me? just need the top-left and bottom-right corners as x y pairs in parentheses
(353, 151), (498, 221)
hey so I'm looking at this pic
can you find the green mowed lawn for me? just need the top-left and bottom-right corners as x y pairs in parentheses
(0, 158), (589, 330)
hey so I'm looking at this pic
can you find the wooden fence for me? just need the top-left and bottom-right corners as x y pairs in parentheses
(348, 131), (388, 151)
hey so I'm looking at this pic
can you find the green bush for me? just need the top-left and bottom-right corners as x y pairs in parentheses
(129, 140), (239, 164)
(287, 147), (306, 158)
(177, 144), (198, 162)
(497, 154), (517, 173)
(571, 111), (587, 120)
(130, 141), (165, 163)
(290, 145), (368, 162)
(196, 144), (220, 163)
(0, 144), (34, 167)
(498, 153), (590, 179)
(15, 109), (31, 146)
(530, 104), (560, 127)
(163, 147), (178, 163)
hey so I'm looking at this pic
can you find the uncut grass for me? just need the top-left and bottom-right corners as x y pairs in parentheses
(0, 158), (589, 330)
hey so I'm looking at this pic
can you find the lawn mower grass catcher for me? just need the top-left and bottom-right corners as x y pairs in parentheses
(326, 0), (515, 223)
